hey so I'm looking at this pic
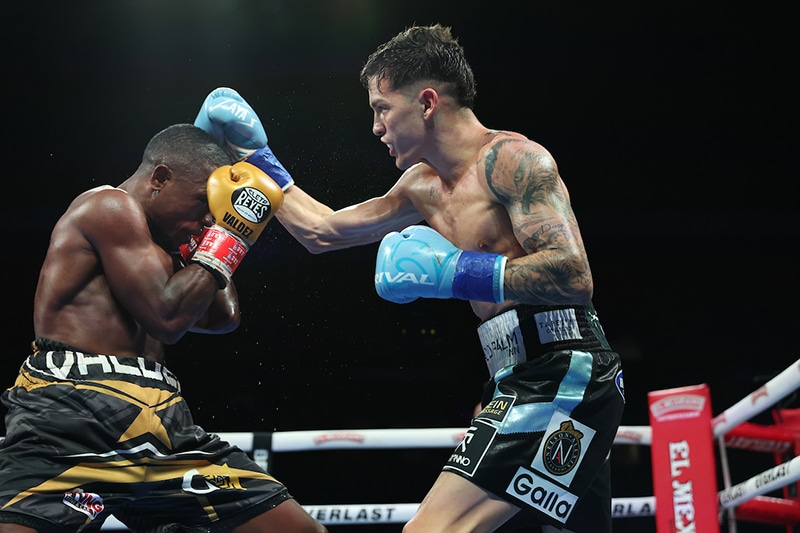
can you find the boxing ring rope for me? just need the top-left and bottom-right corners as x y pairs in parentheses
(101, 358), (800, 530)
(2, 358), (795, 530)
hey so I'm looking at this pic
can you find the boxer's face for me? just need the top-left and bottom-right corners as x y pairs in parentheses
(149, 164), (215, 252)
(367, 76), (429, 171)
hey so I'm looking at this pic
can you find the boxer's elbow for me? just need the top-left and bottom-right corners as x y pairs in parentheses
(570, 264), (594, 304)
(189, 303), (241, 335)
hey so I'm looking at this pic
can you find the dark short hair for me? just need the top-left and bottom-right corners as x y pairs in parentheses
(141, 124), (232, 175)
(359, 24), (477, 109)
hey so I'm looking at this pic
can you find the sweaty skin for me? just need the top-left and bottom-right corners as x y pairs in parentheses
(272, 77), (598, 532)
(403, 130), (591, 320)
(15, 125), (328, 533)
(276, 79), (592, 322)
(33, 169), (237, 362)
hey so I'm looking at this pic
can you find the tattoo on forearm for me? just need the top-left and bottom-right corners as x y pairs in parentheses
(505, 254), (592, 304)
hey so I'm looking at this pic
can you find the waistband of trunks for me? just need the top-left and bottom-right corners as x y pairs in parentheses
(25, 337), (181, 393)
(477, 303), (612, 377)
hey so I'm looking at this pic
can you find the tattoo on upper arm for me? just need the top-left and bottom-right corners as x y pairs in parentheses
(484, 139), (591, 304)
(486, 140), (560, 203)
(485, 139), (573, 226)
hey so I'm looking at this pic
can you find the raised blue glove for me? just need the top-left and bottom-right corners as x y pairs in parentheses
(194, 87), (267, 160)
(245, 145), (294, 191)
(375, 225), (507, 304)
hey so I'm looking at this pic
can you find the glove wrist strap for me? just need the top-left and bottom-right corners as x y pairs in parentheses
(246, 146), (294, 191)
(190, 226), (249, 288)
(452, 251), (507, 303)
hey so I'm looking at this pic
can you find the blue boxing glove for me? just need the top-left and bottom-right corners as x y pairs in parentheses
(194, 87), (267, 160)
(194, 87), (295, 190)
(375, 225), (507, 304)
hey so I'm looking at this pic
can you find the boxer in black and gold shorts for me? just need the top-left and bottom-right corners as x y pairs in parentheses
(0, 339), (292, 532)
(444, 304), (626, 532)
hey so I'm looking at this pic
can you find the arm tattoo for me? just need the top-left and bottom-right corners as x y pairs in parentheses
(504, 253), (592, 304)
(484, 139), (592, 305)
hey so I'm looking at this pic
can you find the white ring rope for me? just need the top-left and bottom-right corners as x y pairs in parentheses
(101, 497), (659, 529)
(216, 358), (800, 527)
(718, 455), (800, 510)
(216, 360), (799, 454)
(6, 358), (799, 529)
(712, 359), (800, 438)
(100, 497), (658, 529)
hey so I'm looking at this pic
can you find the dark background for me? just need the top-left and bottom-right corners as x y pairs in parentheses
(4, 1), (798, 531)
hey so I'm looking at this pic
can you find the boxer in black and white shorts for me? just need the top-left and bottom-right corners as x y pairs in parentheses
(443, 304), (625, 531)
(0, 338), (292, 532)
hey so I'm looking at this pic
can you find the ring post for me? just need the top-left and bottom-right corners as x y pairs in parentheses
(649, 383), (719, 533)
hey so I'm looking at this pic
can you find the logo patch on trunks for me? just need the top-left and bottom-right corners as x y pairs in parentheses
(534, 308), (582, 344)
(477, 309), (527, 376)
(63, 489), (104, 520)
(542, 420), (583, 476)
(616, 370), (625, 401)
(506, 466), (578, 524)
(532, 412), (595, 487)
(182, 465), (245, 494)
(444, 419), (497, 477)
(475, 394), (515, 424)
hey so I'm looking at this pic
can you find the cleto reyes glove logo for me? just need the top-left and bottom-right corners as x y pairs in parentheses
(223, 187), (273, 237)
(232, 186), (272, 223)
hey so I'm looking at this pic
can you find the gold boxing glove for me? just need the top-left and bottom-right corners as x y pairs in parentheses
(191, 162), (284, 287)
